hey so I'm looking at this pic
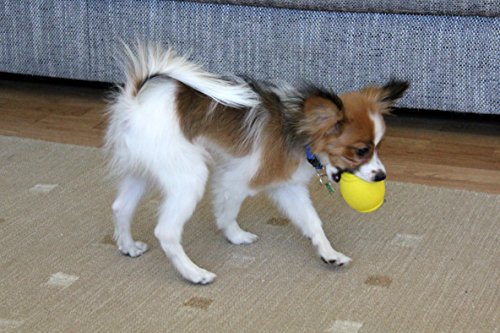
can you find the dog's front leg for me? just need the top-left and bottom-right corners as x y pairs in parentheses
(267, 184), (352, 266)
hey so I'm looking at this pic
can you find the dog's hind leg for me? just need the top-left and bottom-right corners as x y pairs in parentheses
(112, 175), (149, 257)
(154, 162), (216, 284)
(212, 172), (257, 245)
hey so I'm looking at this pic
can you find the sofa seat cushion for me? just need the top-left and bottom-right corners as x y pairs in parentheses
(188, 0), (500, 17)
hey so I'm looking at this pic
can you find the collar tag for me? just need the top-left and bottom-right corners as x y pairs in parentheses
(305, 146), (335, 194)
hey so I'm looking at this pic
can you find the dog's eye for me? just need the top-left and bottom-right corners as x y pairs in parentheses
(355, 147), (370, 157)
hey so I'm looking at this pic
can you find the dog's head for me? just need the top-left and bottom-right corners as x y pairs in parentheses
(302, 80), (409, 183)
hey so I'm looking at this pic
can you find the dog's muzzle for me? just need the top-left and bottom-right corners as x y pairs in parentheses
(373, 171), (387, 182)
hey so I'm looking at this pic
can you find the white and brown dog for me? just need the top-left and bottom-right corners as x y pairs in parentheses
(105, 43), (409, 284)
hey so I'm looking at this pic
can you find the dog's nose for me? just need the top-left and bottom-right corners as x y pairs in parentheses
(373, 171), (386, 182)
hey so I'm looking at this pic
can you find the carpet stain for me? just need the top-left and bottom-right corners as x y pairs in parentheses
(184, 297), (213, 310)
(0, 218), (5, 224)
(102, 234), (115, 246)
(365, 275), (392, 288)
(266, 217), (290, 226)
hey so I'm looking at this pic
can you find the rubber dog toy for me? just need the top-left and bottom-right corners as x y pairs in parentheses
(339, 172), (385, 213)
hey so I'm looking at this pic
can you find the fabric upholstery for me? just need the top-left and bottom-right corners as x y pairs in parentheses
(0, 0), (498, 114)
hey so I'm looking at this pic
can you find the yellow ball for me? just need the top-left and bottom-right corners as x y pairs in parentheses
(339, 172), (385, 213)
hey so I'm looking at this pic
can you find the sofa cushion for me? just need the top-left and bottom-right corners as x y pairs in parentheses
(1, 0), (498, 114)
(188, 0), (500, 17)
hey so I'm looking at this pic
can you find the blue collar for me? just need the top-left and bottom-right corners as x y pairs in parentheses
(306, 146), (336, 194)
(305, 146), (323, 170)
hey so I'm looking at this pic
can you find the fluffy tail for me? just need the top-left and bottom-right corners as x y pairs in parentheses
(119, 42), (260, 108)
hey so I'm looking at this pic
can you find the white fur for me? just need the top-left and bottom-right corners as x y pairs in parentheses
(356, 151), (386, 181)
(354, 112), (387, 182)
(120, 42), (259, 109)
(106, 44), (352, 284)
(211, 149), (262, 245)
(268, 160), (351, 264)
(107, 77), (216, 283)
(371, 112), (386, 146)
(268, 183), (351, 265)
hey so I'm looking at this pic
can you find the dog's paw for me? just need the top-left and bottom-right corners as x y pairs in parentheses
(224, 224), (258, 245)
(227, 231), (259, 245)
(184, 267), (217, 285)
(320, 250), (352, 267)
(119, 241), (149, 257)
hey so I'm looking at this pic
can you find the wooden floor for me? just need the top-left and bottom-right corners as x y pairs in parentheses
(1, 76), (499, 194)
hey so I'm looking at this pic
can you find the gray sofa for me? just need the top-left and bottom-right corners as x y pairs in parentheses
(1, 0), (499, 114)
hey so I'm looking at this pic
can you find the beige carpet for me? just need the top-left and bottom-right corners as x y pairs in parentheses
(0, 136), (498, 333)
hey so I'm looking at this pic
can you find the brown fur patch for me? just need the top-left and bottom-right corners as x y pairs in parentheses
(249, 98), (301, 188)
(303, 96), (340, 114)
(339, 92), (377, 149)
(300, 96), (345, 154)
(176, 82), (303, 188)
(175, 83), (251, 156)
(249, 139), (300, 188)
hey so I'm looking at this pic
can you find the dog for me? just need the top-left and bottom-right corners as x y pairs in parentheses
(105, 43), (409, 284)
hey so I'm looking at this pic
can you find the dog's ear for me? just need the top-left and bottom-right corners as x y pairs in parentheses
(303, 94), (345, 137)
(362, 79), (410, 114)
(380, 79), (410, 104)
